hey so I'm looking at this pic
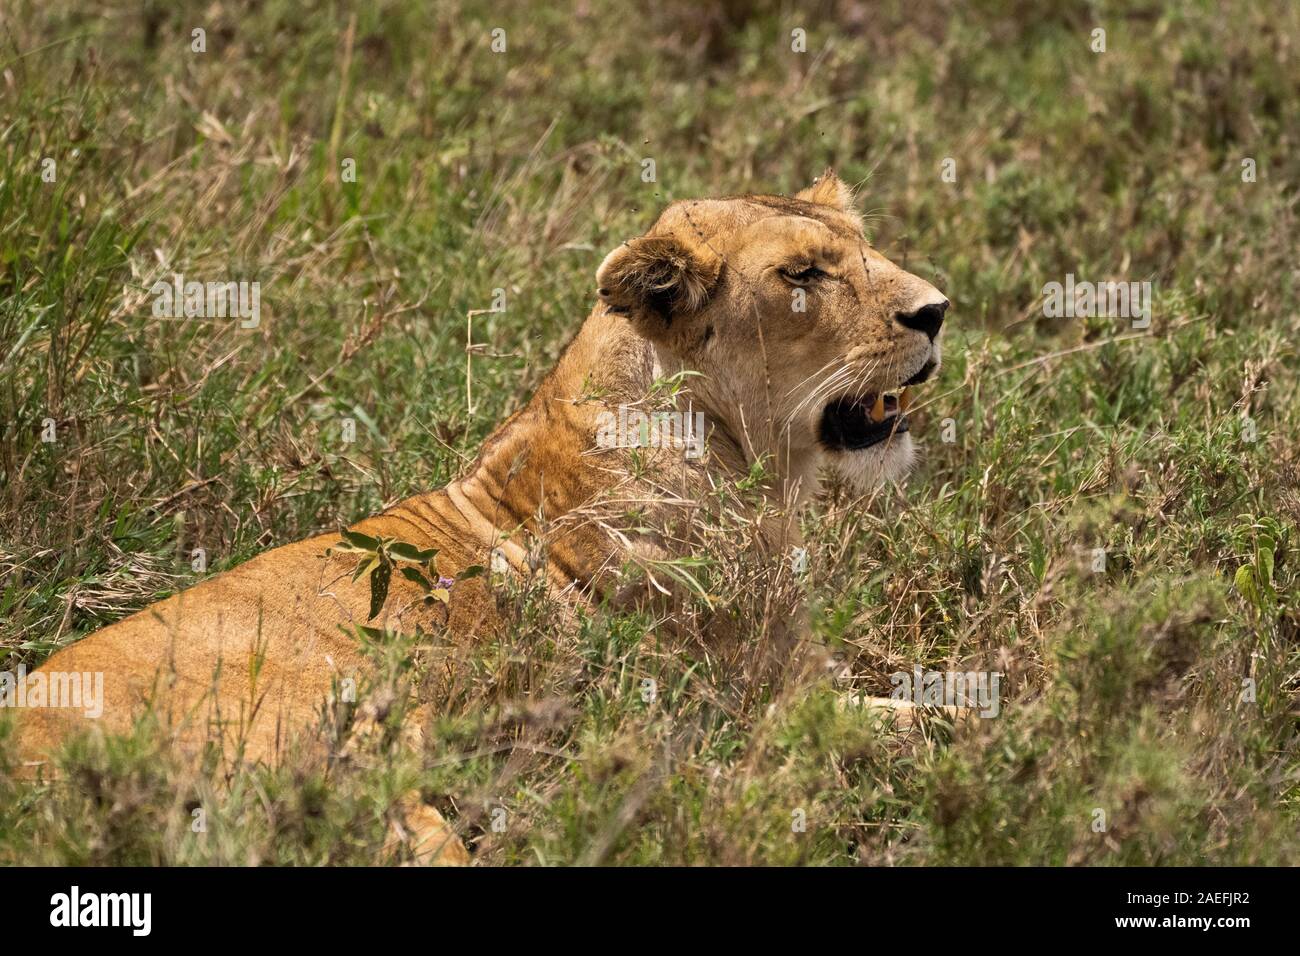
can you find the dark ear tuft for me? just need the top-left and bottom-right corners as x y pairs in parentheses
(597, 286), (629, 315)
(596, 234), (720, 340)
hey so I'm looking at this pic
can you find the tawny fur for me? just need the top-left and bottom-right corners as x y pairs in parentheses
(15, 172), (948, 865)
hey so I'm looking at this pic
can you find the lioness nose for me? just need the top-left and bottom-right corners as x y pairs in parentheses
(896, 300), (948, 340)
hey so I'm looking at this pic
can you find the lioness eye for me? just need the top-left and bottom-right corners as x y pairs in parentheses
(780, 265), (824, 285)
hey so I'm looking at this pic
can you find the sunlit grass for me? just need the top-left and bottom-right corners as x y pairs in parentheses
(1, 0), (1297, 865)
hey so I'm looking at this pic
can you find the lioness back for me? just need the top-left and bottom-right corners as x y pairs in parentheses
(15, 490), (505, 769)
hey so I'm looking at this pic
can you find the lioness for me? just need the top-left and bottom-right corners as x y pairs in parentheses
(14, 172), (947, 864)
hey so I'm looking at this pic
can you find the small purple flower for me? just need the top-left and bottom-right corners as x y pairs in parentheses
(437, 576), (455, 590)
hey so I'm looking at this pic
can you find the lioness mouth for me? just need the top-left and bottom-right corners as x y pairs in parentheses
(819, 387), (913, 451)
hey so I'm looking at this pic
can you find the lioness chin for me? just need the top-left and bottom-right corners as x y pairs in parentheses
(14, 171), (948, 864)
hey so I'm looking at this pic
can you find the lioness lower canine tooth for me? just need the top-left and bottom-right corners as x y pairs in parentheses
(899, 387), (912, 412)
(870, 394), (885, 422)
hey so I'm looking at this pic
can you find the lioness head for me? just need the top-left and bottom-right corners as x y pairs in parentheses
(596, 171), (949, 500)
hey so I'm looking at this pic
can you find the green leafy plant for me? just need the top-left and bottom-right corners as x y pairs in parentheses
(329, 528), (445, 620)
(1233, 515), (1284, 612)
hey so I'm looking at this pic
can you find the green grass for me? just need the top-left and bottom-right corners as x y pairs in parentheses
(1, 0), (1298, 865)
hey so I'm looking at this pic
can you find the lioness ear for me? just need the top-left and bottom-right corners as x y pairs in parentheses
(796, 168), (859, 216)
(596, 234), (720, 341)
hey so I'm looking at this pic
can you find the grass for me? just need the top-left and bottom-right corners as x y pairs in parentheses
(1, 0), (1298, 865)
